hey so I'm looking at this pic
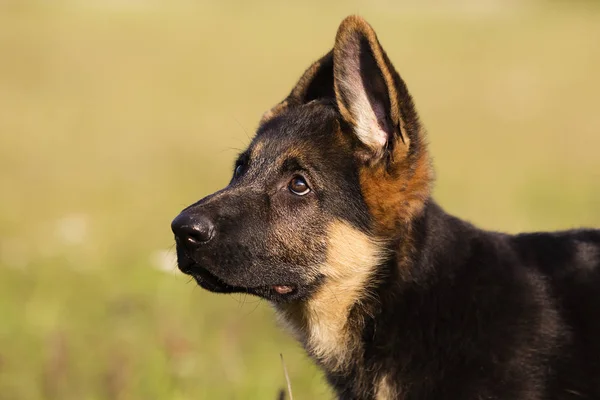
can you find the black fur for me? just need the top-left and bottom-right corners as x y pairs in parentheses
(329, 202), (600, 398)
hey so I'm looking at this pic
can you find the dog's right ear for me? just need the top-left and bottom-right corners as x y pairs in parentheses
(260, 51), (334, 124)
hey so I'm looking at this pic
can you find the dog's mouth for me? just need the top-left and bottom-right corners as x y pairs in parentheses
(182, 262), (299, 301)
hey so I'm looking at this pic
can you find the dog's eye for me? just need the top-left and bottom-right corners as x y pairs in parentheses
(289, 176), (310, 196)
(234, 164), (244, 179)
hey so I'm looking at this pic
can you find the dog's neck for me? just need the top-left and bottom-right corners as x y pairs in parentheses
(274, 202), (465, 398)
(274, 220), (386, 373)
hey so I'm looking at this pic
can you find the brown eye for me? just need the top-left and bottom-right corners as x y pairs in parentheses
(234, 164), (244, 179)
(289, 176), (310, 195)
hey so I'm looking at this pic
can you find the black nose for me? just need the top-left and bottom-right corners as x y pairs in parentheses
(171, 212), (215, 247)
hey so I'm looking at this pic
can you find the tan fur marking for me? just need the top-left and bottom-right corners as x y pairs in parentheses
(276, 221), (386, 371)
(375, 375), (399, 400)
(251, 141), (264, 157)
(360, 138), (433, 237)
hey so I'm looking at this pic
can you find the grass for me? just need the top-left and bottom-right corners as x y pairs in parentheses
(1, 1), (599, 399)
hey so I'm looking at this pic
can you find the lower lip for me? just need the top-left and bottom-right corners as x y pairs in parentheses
(184, 262), (297, 296)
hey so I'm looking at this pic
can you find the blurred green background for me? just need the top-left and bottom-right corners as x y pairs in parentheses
(1, 0), (599, 399)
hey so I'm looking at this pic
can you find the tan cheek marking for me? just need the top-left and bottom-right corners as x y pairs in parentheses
(375, 374), (400, 400)
(250, 141), (264, 158)
(276, 221), (386, 371)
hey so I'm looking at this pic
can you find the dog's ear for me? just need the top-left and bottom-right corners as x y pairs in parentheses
(260, 52), (334, 124)
(332, 16), (432, 236)
(287, 51), (335, 106)
(333, 16), (410, 161)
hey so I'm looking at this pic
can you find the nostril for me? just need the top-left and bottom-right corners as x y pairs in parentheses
(171, 213), (215, 247)
(183, 222), (214, 244)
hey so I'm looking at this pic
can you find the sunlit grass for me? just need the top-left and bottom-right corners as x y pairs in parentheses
(1, 1), (599, 398)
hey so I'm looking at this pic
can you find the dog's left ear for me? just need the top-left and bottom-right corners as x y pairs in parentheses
(260, 52), (335, 125)
(333, 16), (408, 161)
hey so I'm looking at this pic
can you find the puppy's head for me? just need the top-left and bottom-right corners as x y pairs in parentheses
(171, 16), (432, 302)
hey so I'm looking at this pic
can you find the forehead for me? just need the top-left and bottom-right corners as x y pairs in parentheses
(249, 102), (348, 164)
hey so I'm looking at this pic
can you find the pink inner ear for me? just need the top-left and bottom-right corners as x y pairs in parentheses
(342, 75), (388, 151)
(335, 35), (390, 153)
(371, 100), (391, 139)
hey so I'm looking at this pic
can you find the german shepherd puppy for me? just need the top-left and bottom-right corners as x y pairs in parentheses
(171, 16), (600, 399)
